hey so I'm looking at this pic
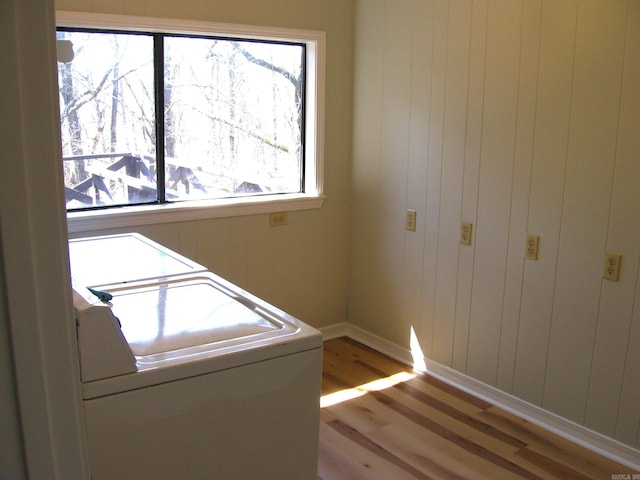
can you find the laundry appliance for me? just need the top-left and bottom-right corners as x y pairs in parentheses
(69, 233), (323, 480)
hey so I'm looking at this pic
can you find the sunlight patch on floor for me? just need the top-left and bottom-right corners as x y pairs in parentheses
(320, 371), (416, 408)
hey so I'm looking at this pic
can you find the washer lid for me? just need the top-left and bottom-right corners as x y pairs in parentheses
(80, 271), (321, 399)
(107, 276), (284, 361)
(68, 233), (206, 286)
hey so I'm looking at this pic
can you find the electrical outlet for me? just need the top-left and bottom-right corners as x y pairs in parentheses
(603, 252), (621, 281)
(460, 222), (473, 246)
(525, 234), (539, 260)
(406, 210), (417, 232)
(269, 212), (288, 227)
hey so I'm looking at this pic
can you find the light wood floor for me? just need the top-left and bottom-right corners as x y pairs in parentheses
(318, 337), (636, 480)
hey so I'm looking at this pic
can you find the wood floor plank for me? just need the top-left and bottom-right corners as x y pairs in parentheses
(386, 385), (591, 479)
(369, 390), (544, 480)
(364, 423), (487, 480)
(407, 370), (494, 411)
(391, 379), (526, 448)
(327, 418), (435, 480)
(321, 399), (390, 435)
(324, 353), (506, 450)
(322, 352), (385, 388)
(381, 383), (527, 454)
(398, 374), (492, 418)
(318, 338), (636, 479)
(324, 338), (409, 375)
(514, 447), (594, 480)
(478, 408), (636, 479)
(382, 385), (598, 480)
(321, 372), (350, 395)
(318, 426), (385, 480)
(351, 354), (494, 413)
(321, 359), (401, 393)
(318, 418), (426, 479)
(328, 394), (515, 479)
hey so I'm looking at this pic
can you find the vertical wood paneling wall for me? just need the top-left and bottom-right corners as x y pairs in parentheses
(58, 0), (355, 331)
(350, 0), (640, 449)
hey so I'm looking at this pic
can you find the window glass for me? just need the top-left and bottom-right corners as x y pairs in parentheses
(57, 30), (156, 208)
(57, 29), (305, 211)
(163, 36), (304, 201)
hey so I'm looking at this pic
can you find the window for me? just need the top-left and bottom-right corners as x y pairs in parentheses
(56, 12), (325, 232)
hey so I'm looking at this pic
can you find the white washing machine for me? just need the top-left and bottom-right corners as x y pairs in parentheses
(69, 234), (323, 480)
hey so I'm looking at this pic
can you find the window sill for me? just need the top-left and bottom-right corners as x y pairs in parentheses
(66, 193), (325, 234)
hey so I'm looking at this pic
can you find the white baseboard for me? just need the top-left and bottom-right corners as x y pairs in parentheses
(318, 322), (640, 472)
(318, 322), (350, 342)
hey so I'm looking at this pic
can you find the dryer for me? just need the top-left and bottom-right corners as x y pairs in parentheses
(69, 234), (322, 480)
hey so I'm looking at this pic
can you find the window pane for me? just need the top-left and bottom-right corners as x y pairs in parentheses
(163, 36), (304, 201)
(57, 31), (157, 210)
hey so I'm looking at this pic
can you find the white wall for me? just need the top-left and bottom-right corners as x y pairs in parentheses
(349, 0), (640, 449)
(56, 0), (355, 330)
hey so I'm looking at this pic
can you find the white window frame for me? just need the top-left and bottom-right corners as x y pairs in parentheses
(56, 11), (325, 234)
